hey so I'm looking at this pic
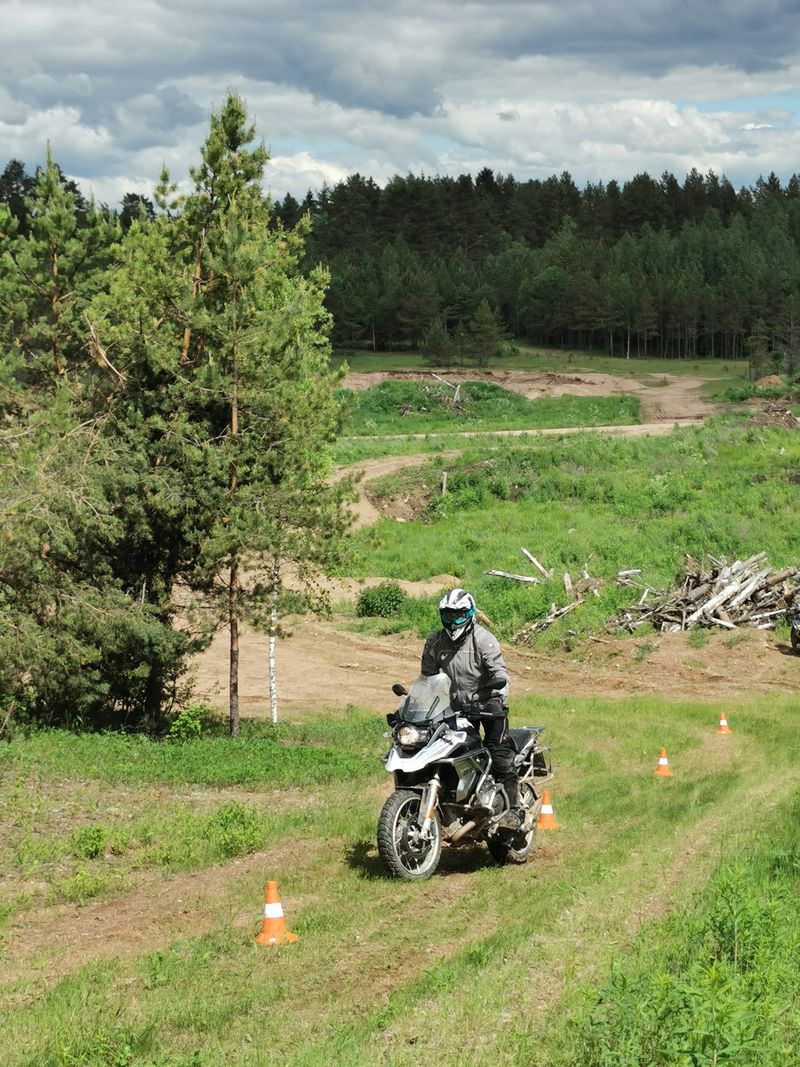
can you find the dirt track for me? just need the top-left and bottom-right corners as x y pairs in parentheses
(193, 616), (800, 716)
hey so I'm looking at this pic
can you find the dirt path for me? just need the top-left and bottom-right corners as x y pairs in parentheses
(192, 617), (800, 716)
(341, 417), (704, 444)
(343, 368), (716, 423)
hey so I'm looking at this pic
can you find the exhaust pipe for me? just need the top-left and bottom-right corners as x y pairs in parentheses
(449, 819), (477, 844)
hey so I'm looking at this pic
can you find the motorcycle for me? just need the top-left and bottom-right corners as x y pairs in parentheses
(376, 673), (553, 880)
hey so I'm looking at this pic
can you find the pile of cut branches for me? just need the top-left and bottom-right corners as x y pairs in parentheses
(615, 553), (800, 633)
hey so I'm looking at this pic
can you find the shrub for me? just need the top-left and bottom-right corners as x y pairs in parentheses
(356, 582), (409, 618)
(70, 824), (108, 859)
(166, 704), (218, 743)
(204, 802), (264, 858)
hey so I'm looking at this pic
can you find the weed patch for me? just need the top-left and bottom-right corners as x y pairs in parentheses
(339, 380), (640, 437)
(52, 867), (113, 906)
(203, 802), (264, 858)
(70, 825), (108, 860)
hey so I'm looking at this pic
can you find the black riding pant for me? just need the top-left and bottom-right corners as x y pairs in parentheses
(471, 714), (518, 808)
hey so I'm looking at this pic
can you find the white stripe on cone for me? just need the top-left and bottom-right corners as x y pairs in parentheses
(541, 801), (554, 813)
(658, 756), (669, 765)
(264, 902), (285, 918)
(720, 717), (728, 726)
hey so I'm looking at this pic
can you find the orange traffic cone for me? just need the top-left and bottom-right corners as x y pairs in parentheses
(717, 712), (732, 734)
(255, 881), (298, 946)
(654, 747), (673, 777)
(538, 791), (560, 829)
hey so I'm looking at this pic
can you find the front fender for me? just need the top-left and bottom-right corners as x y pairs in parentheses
(384, 731), (468, 774)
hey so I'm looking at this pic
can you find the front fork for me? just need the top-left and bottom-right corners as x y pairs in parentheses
(418, 774), (441, 836)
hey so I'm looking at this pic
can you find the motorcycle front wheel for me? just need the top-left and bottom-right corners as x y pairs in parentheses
(792, 626), (800, 653)
(377, 789), (442, 880)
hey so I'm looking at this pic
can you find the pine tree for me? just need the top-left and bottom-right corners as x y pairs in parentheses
(465, 298), (504, 367)
(747, 318), (770, 380)
(0, 147), (118, 385)
(0, 159), (36, 235)
(187, 104), (348, 730)
(88, 97), (350, 732)
(423, 317), (454, 366)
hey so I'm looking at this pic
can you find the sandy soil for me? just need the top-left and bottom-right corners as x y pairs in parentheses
(192, 615), (800, 716)
(342, 368), (716, 423)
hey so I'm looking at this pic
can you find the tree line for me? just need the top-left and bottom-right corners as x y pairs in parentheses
(0, 96), (349, 735)
(6, 158), (800, 370)
(273, 168), (800, 369)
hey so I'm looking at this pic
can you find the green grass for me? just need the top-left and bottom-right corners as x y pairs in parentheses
(0, 715), (388, 921)
(1, 717), (379, 788)
(340, 419), (800, 644)
(703, 376), (797, 402)
(338, 380), (640, 437)
(539, 793), (800, 1065)
(4, 695), (799, 1066)
(335, 347), (749, 379)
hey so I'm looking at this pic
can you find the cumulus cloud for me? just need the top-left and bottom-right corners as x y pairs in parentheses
(2, 0), (800, 202)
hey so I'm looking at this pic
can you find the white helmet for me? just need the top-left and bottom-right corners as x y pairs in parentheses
(439, 588), (476, 643)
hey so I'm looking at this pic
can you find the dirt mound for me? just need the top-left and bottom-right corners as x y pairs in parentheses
(756, 374), (785, 386)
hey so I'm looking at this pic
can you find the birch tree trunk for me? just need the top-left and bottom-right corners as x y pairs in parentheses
(229, 557), (240, 737)
(228, 333), (240, 738)
(269, 558), (280, 724)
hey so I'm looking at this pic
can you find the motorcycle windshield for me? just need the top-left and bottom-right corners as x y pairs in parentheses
(399, 673), (452, 724)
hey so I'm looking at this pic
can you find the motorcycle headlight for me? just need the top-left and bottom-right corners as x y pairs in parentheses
(396, 725), (429, 748)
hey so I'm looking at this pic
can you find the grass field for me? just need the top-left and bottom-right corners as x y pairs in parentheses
(334, 346), (750, 380)
(339, 380), (641, 437)
(339, 418), (800, 644)
(3, 694), (800, 1065)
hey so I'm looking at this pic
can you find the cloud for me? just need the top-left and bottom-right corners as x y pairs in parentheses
(2, 1), (800, 202)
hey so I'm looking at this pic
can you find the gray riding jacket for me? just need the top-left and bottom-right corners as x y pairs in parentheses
(421, 624), (510, 712)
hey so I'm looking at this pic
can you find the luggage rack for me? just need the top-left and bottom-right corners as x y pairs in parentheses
(516, 725), (554, 787)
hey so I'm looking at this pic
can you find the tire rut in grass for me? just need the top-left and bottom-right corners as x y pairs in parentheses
(0, 837), (319, 989)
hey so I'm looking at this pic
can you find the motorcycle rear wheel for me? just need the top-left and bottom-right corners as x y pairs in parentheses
(792, 627), (800, 653)
(377, 789), (442, 880)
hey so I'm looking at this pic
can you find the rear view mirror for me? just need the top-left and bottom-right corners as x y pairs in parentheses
(391, 683), (408, 697)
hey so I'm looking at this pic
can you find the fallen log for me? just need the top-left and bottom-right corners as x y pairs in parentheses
(485, 569), (540, 584)
(520, 548), (551, 578)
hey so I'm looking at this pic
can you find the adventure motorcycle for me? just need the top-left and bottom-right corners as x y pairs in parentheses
(377, 673), (553, 880)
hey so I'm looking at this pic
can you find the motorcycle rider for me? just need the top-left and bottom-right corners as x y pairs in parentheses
(421, 588), (522, 828)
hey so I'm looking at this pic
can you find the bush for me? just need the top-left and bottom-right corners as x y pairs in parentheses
(166, 704), (218, 743)
(70, 824), (108, 859)
(356, 582), (409, 618)
(204, 802), (264, 858)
